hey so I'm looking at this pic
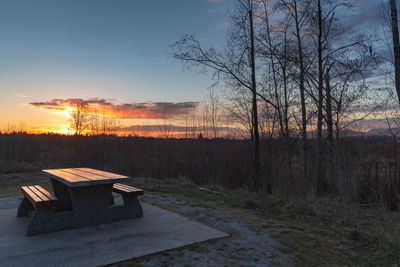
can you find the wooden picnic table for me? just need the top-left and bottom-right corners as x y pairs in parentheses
(44, 168), (129, 212)
(17, 168), (144, 236)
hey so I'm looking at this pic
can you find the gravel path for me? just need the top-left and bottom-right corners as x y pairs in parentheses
(119, 194), (291, 267)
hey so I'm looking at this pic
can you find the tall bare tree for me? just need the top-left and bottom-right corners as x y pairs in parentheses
(390, 0), (400, 104)
(315, 0), (324, 183)
(280, 0), (311, 185)
(172, 0), (263, 189)
(204, 88), (220, 138)
(70, 101), (89, 135)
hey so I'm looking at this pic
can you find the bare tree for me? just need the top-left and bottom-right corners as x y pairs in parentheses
(390, 0), (400, 104)
(385, 102), (400, 181)
(257, 0), (298, 180)
(89, 109), (100, 135)
(204, 88), (220, 138)
(172, 0), (263, 189)
(158, 115), (172, 139)
(224, 88), (254, 138)
(315, 0), (324, 184)
(70, 101), (89, 135)
(280, 0), (311, 186)
(101, 115), (121, 135)
(325, 66), (334, 188)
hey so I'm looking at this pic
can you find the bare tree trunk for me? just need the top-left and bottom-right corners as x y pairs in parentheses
(294, 0), (308, 186)
(283, 29), (290, 139)
(208, 89), (219, 139)
(316, 0), (324, 190)
(394, 135), (399, 181)
(279, 25), (293, 180)
(390, 0), (400, 104)
(264, 5), (284, 137)
(249, 6), (261, 190)
(325, 69), (334, 192)
(335, 115), (340, 140)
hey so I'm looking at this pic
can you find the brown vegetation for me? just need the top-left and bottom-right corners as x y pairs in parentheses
(0, 132), (399, 210)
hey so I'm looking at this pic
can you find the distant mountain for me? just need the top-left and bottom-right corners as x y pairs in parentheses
(366, 127), (400, 136)
(307, 128), (398, 137)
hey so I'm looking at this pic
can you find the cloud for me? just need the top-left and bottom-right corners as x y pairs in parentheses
(29, 98), (198, 119)
(338, 0), (382, 32)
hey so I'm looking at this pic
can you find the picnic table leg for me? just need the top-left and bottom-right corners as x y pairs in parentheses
(27, 206), (55, 236)
(110, 194), (115, 205)
(122, 195), (143, 218)
(51, 179), (73, 212)
(17, 197), (34, 217)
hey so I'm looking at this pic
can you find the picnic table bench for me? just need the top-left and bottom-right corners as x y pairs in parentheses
(17, 168), (144, 236)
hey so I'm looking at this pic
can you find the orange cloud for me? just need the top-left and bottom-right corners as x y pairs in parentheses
(29, 98), (198, 119)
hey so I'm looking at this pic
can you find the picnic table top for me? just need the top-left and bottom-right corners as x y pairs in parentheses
(43, 168), (129, 187)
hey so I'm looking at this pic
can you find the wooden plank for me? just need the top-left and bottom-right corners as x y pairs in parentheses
(65, 168), (112, 180)
(43, 169), (92, 187)
(113, 186), (131, 196)
(60, 169), (112, 185)
(113, 183), (129, 189)
(78, 168), (129, 180)
(28, 186), (51, 207)
(119, 184), (143, 194)
(21, 186), (43, 208)
(113, 183), (144, 196)
(21, 186), (42, 203)
(34, 185), (57, 202)
(28, 186), (49, 201)
(113, 183), (134, 192)
(114, 183), (140, 192)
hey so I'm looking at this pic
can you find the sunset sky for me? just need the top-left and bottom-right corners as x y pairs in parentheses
(0, 0), (391, 135)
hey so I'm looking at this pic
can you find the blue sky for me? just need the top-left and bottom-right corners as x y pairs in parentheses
(0, 0), (231, 104)
(0, 0), (392, 133)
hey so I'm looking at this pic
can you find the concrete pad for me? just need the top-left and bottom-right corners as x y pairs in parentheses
(0, 197), (228, 267)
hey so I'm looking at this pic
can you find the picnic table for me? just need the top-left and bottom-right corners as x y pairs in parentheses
(17, 168), (144, 236)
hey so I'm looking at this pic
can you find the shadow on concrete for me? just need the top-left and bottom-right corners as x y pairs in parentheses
(0, 197), (228, 267)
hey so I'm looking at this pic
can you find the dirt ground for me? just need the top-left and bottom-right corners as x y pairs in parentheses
(112, 193), (291, 266)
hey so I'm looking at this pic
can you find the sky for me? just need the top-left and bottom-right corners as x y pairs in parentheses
(0, 0), (233, 133)
(0, 0), (392, 135)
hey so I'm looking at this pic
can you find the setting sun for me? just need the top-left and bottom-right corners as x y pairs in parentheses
(53, 128), (74, 135)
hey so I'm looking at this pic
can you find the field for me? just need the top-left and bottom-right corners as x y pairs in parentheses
(0, 133), (398, 205)
(1, 133), (400, 265)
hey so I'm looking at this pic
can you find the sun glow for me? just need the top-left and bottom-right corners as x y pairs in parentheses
(50, 106), (73, 118)
(53, 128), (74, 135)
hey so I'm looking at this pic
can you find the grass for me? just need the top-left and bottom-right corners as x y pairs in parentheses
(0, 172), (51, 198)
(2, 174), (399, 265)
(129, 178), (400, 266)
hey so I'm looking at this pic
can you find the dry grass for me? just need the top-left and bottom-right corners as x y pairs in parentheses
(1, 173), (399, 265)
(0, 172), (51, 197)
(127, 178), (400, 265)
